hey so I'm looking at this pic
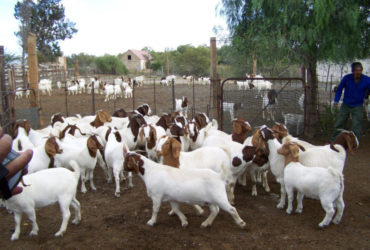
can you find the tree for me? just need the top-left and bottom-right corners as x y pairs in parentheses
(95, 55), (129, 75)
(4, 52), (20, 66)
(14, 0), (77, 62)
(220, 0), (369, 136)
(14, 0), (33, 87)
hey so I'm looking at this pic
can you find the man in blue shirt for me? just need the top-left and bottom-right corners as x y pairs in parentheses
(331, 62), (370, 141)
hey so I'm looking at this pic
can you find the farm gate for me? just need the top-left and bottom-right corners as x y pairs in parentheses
(221, 77), (306, 135)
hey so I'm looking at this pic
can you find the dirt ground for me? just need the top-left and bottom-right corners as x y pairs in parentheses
(1, 85), (369, 249)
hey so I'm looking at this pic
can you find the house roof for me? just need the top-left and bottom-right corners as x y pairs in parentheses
(129, 50), (153, 60)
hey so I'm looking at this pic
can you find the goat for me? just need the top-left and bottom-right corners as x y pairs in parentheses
(278, 142), (345, 228)
(123, 147), (247, 229)
(262, 89), (278, 121)
(175, 96), (188, 117)
(5, 160), (81, 240)
(138, 124), (167, 161)
(104, 129), (133, 197)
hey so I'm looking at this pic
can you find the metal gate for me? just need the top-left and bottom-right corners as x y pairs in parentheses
(221, 77), (306, 135)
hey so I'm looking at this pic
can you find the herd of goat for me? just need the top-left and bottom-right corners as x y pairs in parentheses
(14, 75), (212, 103)
(1, 92), (359, 241)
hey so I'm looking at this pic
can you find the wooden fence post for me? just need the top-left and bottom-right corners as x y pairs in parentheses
(27, 33), (41, 127)
(210, 37), (221, 127)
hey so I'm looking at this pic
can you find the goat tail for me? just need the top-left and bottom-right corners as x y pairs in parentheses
(69, 160), (81, 180)
(328, 167), (344, 199)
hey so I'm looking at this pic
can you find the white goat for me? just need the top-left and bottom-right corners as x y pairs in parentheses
(104, 130), (133, 197)
(5, 160), (81, 240)
(278, 142), (345, 228)
(123, 149), (246, 229)
(124, 86), (133, 98)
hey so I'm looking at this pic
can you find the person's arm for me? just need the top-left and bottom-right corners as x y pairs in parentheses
(334, 77), (346, 106)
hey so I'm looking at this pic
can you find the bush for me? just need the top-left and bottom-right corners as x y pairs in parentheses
(319, 105), (339, 137)
(95, 55), (129, 75)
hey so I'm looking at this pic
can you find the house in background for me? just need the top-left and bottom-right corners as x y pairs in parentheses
(120, 49), (153, 72)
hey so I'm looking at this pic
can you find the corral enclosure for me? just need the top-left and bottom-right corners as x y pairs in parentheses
(1, 74), (370, 249)
(0, 135), (369, 249)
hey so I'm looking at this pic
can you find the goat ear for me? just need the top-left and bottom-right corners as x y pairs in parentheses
(123, 144), (128, 157)
(233, 121), (242, 134)
(24, 121), (31, 134)
(139, 126), (145, 142)
(171, 139), (181, 159)
(131, 157), (140, 174)
(289, 144), (300, 158)
(344, 134), (354, 155)
(297, 143), (306, 152)
(45, 137), (60, 157)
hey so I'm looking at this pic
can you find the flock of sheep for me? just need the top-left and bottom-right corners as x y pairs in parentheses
(2, 92), (358, 241)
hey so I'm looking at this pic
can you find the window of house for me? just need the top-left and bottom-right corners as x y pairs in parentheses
(128, 55), (131, 60)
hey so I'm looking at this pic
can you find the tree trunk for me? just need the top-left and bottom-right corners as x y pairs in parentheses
(304, 59), (319, 138)
(22, 49), (27, 88)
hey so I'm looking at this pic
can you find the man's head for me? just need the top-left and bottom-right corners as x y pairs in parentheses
(351, 62), (363, 79)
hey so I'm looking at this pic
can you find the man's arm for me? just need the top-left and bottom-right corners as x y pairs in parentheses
(334, 77), (346, 105)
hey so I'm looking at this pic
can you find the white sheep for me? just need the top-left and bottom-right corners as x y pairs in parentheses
(5, 160), (81, 240)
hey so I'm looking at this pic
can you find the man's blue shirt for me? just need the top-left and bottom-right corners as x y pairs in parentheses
(334, 73), (370, 107)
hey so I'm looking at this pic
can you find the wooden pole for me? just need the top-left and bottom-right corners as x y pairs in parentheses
(253, 53), (257, 76)
(166, 55), (169, 76)
(210, 37), (220, 126)
(27, 33), (41, 127)
(74, 58), (79, 80)
(0, 46), (11, 133)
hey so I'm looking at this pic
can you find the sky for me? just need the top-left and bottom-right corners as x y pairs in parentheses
(0, 0), (228, 56)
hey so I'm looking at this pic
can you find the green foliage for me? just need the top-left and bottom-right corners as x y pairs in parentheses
(95, 55), (129, 75)
(14, 0), (78, 62)
(66, 53), (97, 75)
(319, 105), (339, 136)
(4, 52), (20, 66)
(150, 60), (162, 72)
(220, 0), (369, 68)
(220, 0), (369, 134)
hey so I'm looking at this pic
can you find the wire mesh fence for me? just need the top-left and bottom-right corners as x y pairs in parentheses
(221, 77), (306, 135)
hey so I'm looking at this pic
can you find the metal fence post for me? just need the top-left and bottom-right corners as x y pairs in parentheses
(64, 80), (69, 116)
(113, 81), (116, 112)
(92, 80), (95, 115)
(192, 77), (195, 119)
(153, 78), (156, 115)
(172, 78), (175, 112)
(132, 80), (135, 110)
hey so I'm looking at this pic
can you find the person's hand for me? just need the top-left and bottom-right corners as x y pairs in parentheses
(333, 102), (339, 109)
(0, 127), (33, 196)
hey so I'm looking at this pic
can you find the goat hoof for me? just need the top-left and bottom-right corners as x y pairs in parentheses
(54, 231), (64, 237)
(276, 203), (285, 209)
(29, 230), (38, 236)
(295, 208), (302, 214)
(265, 187), (271, 192)
(332, 218), (341, 225)
(10, 234), (19, 241)
(239, 221), (246, 229)
(286, 209), (292, 214)
(181, 221), (189, 228)
(200, 222), (210, 228)
(168, 210), (175, 216)
(115, 192), (120, 198)
(147, 220), (155, 226)
(318, 222), (327, 228)
(72, 219), (81, 225)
